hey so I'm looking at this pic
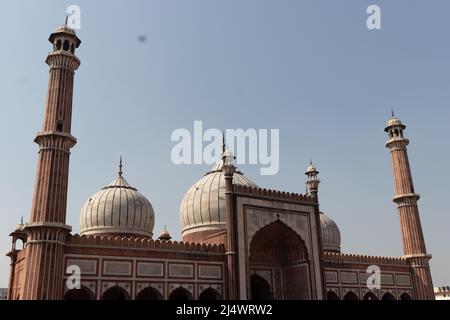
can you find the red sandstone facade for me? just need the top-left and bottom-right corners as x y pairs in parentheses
(6, 22), (434, 300)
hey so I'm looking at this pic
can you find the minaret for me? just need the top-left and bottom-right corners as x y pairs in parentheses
(385, 113), (434, 299)
(21, 21), (81, 299)
(222, 146), (239, 300)
(305, 161), (320, 202)
(305, 161), (327, 299)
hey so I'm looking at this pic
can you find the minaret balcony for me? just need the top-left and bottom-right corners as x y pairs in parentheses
(34, 131), (77, 152)
(46, 51), (80, 71)
(393, 193), (420, 207)
(386, 137), (410, 150)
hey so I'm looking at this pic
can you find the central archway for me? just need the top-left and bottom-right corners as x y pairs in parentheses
(249, 220), (310, 300)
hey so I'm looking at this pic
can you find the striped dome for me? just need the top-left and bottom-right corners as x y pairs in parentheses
(179, 151), (258, 239)
(80, 164), (154, 237)
(320, 212), (341, 252)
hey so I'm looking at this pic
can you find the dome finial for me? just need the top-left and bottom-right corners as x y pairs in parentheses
(222, 131), (226, 154)
(391, 108), (395, 118)
(158, 225), (172, 241)
(65, 14), (69, 26)
(118, 156), (123, 177)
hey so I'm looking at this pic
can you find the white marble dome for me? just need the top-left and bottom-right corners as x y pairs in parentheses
(320, 212), (341, 252)
(80, 164), (155, 237)
(180, 152), (258, 238)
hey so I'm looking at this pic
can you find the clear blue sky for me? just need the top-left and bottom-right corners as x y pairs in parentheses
(0, 0), (449, 288)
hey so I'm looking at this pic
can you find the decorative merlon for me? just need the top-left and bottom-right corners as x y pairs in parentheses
(233, 185), (315, 203)
(322, 251), (409, 266)
(68, 234), (225, 254)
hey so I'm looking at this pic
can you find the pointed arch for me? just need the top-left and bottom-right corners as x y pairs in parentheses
(136, 286), (162, 300)
(250, 274), (273, 300)
(400, 292), (412, 300)
(249, 220), (310, 300)
(343, 291), (359, 300)
(169, 287), (193, 300)
(249, 220), (308, 265)
(327, 290), (340, 300)
(381, 292), (396, 300)
(64, 286), (95, 300)
(199, 287), (222, 300)
(363, 292), (378, 300)
(101, 285), (129, 300)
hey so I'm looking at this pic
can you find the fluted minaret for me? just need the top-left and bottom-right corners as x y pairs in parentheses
(385, 114), (434, 300)
(21, 22), (81, 300)
(222, 147), (239, 299)
(305, 161), (328, 299)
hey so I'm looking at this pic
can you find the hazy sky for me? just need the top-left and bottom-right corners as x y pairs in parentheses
(0, 0), (449, 288)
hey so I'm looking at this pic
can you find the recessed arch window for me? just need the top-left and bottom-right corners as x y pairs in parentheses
(400, 292), (412, 300)
(343, 291), (359, 300)
(381, 292), (396, 300)
(63, 40), (70, 51)
(65, 286), (95, 300)
(327, 291), (340, 300)
(56, 120), (64, 132)
(363, 292), (378, 300)
(136, 286), (162, 300)
(169, 287), (193, 300)
(394, 129), (399, 137)
(101, 286), (129, 300)
(199, 287), (222, 300)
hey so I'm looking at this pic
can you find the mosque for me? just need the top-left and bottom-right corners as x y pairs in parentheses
(6, 22), (435, 300)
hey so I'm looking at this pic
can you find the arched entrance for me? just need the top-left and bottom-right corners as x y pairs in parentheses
(199, 288), (222, 300)
(136, 286), (162, 300)
(381, 292), (396, 300)
(343, 291), (359, 300)
(363, 292), (378, 300)
(169, 287), (193, 300)
(102, 286), (129, 300)
(249, 220), (309, 300)
(327, 291), (340, 300)
(250, 274), (273, 300)
(400, 292), (412, 300)
(64, 286), (95, 300)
